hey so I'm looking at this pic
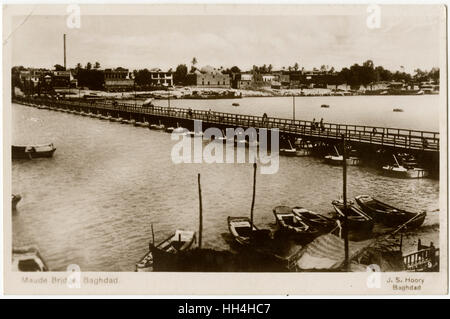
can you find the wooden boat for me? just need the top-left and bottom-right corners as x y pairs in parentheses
(273, 206), (321, 242)
(227, 216), (271, 246)
(135, 230), (196, 272)
(382, 155), (428, 179)
(331, 200), (374, 233)
(12, 143), (56, 159)
(393, 108), (404, 112)
(279, 147), (297, 156)
(292, 207), (337, 232)
(173, 126), (187, 134)
(232, 102), (240, 106)
(185, 130), (204, 137)
(149, 122), (165, 131)
(354, 195), (426, 228)
(294, 139), (313, 156)
(165, 127), (175, 133)
(12, 194), (21, 210)
(321, 104), (330, 108)
(324, 146), (360, 166)
(12, 246), (49, 271)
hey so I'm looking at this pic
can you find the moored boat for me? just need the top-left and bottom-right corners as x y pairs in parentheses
(149, 122), (165, 131)
(292, 207), (337, 232)
(172, 126), (186, 134)
(12, 246), (49, 271)
(382, 155), (428, 179)
(324, 147), (360, 166)
(273, 206), (321, 242)
(186, 131), (204, 138)
(136, 230), (196, 272)
(354, 195), (426, 228)
(12, 194), (21, 210)
(331, 200), (374, 234)
(227, 216), (270, 246)
(279, 147), (297, 156)
(12, 143), (56, 159)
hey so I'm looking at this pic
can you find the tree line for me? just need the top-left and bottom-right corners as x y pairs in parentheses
(12, 58), (440, 93)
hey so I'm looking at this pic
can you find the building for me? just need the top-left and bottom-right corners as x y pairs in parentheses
(149, 68), (173, 87)
(52, 70), (72, 88)
(237, 73), (253, 89)
(187, 66), (230, 88)
(103, 68), (134, 92)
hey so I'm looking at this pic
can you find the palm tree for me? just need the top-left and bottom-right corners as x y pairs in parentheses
(294, 62), (299, 71)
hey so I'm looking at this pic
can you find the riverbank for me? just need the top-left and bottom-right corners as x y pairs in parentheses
(51, 86), (438, 101)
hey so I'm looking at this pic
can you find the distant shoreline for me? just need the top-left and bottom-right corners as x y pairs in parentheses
(51, 86), (439, 101)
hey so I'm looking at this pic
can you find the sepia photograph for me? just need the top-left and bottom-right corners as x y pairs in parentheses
(2, 3), (447, 294)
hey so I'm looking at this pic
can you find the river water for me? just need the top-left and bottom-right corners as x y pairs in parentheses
(11, 95), (440, 271)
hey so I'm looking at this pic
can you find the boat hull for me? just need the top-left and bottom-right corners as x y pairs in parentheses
(355, 195), (426, 228)
(331, 202), (374, 235)
(136, 230), (196, 272)
(272, 206), (321, 243)
(12, 145), (56, 159)
(382, 166), (429, 179)
(325, 156), (361, 166)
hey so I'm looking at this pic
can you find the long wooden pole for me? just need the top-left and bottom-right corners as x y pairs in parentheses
(250, 163), (257, 232)
(342, 134), (349, 271)
(198, 173), (203, 248)
(151, 223), (155, 245)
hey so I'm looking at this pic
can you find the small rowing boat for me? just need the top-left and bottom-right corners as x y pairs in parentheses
(292, 207), (337, 232)
(355, 195), (426, 228)
(324, 146), (360, 166)
(136, 230), (196, 272)
(12, 194), (21, 210)
(227, 216), (271, 246)
(12, 246), (49, 272)
(273, 206), (321, 242)
(331, 199), (374, 234)
(12, 143), (56, 159)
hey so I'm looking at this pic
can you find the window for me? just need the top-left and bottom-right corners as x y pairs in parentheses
(208, 81), (210, 85)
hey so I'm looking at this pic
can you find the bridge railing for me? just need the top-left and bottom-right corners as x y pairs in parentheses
(14, 96), (439, 151)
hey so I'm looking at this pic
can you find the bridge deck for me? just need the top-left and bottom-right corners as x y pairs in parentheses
(14, 97), (440, 153)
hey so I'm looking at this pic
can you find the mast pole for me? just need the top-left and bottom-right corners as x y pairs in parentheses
(198, 173), (203, 248)
(342, 134), (349, 271)
(250, 162), (257, 232)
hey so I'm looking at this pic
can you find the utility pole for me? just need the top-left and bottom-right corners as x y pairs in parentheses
(63, 34), (66, 70)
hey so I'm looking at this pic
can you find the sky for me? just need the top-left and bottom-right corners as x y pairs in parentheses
(8, 5), (444, 73)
